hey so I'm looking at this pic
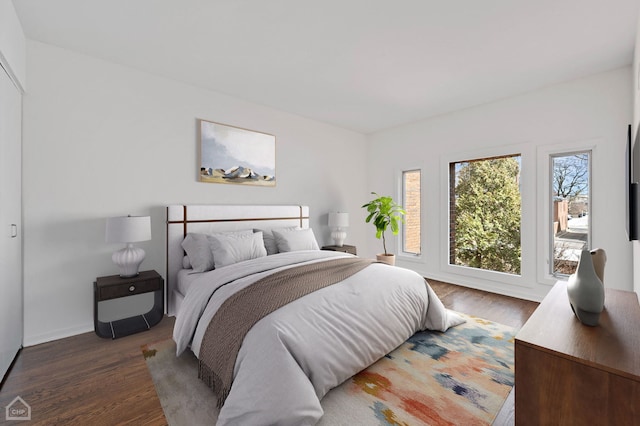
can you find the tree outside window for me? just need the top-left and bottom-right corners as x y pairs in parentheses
(449, 155), (521, 275)
(551, 152), (590, 275)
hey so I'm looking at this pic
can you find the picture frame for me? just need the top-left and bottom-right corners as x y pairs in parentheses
(198, 119), (276, 187)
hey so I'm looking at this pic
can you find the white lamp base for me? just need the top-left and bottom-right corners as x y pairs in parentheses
(331, 229), (347, 247)
(112, 243), (146, 278)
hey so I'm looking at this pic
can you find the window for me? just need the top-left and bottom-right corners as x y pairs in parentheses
(402, 170), (421, 255)
(550, 151), (590, 276)
(449, 154), (522, 275)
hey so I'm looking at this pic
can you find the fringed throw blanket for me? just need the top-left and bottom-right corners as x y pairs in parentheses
(198, 257), (375, 407)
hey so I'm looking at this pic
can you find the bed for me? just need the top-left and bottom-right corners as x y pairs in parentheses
(166, 204), (463, 425)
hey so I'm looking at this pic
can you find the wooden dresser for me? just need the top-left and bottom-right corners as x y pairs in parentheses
(515, 280), (640, 425)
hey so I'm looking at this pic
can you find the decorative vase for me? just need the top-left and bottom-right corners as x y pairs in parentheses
(567, 249), (605, 326)
(590, 248), (606, 283)
(376, 253), (395, 266)
(590, 248), (606, 304)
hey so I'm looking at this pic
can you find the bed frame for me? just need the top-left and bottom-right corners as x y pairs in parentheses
(166, 204), (310, 316)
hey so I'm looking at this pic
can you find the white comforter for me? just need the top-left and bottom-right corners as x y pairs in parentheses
(173, 250), (464, 425)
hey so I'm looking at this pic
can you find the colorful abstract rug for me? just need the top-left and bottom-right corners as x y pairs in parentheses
(143, 313), (515, 425)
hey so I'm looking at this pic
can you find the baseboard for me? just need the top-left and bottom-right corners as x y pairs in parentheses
(405, 266), (545, 303)
(23, 323), (93, 347)
(1, 347), (22, 389)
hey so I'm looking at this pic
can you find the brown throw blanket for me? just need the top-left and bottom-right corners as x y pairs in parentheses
(198, 257), (375, 407)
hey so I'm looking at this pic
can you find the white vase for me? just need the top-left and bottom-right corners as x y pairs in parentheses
(567, 249), (604, 326)
(590, 248), (606, 284)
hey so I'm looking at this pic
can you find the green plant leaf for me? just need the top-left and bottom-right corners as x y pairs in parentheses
(361, 192), (406, 252)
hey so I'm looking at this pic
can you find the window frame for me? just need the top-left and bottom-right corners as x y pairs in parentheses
(549, 151), (592, 278)
(537, 141), (597, 286)
(441, 143), (535, 288)
(395, 167), (424, 263)
(400, 168), (422, 256)
(449, 154), (522, 275)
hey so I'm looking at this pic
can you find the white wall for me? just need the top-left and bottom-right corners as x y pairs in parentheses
(22, 41), (367, 345)
(0, 0), (25, 90)
(367, 67), (633, 302)
(632, 12), (640, 296)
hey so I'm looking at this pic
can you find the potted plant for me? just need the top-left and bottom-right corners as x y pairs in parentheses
(362, 192), (406, 265)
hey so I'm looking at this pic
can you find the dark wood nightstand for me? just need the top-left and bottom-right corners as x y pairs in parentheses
(321, 244), (357, 255)
(94, 270), (164, 339)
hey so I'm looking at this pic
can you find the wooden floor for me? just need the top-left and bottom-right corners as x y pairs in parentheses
(427, 279), (539, 329)
(0, 319), (175, 425)
(0, 282), (538, 425)
(428, 279), (539, 426)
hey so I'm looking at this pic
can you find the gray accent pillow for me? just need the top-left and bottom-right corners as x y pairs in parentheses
(255, 227), (299, 255)
(181, 233), (214, 272)
(181, 230), (253, 272)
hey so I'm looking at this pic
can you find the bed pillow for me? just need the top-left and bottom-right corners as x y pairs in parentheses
(181, 230), (253, 272)
(255, 227), (299, 255)
(181, 233), (214, 272)
(209, 231), (268, 268)
(182, 255), (192, 269)
(272, 228), (320, 252)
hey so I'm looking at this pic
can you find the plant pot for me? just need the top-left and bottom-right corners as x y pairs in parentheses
(376, 253), (395, 266)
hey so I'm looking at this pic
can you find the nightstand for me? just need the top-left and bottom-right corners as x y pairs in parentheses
(94, 270), (164, 339)
(321, 244), (357, 255)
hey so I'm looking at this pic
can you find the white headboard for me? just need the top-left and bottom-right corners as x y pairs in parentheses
(166, 204), (310, 315)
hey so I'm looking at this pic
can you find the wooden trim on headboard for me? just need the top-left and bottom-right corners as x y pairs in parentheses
(299, 205), (303, 227)
(183, 205), (187, 237)
(165, 206), (171, 314)
(166, 205), (308, 238)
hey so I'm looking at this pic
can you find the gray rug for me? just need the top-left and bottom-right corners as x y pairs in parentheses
(143, 314), (515, 425)
(142, 339), (218, 425)
(142, 339), (395, 425)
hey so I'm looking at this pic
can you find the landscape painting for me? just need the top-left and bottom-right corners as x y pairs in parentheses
(199, 119), (276, 187)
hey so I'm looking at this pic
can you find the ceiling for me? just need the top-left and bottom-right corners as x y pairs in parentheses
(12, 0), (640, 134)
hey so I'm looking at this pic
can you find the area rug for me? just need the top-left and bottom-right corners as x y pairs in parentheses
(142, 313), (515, 425)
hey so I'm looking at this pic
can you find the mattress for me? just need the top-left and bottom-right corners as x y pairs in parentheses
(176, 268), (200, 296)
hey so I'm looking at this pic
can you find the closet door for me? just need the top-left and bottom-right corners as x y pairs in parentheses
(0, 63), (22, 381)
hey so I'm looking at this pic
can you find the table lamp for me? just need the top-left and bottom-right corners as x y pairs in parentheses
(328, 212), (349, 247)
(105, 215), (151, 277)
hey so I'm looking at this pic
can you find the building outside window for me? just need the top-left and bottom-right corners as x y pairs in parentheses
(550, 151), (591, 276)
(402, 169), (421, 255)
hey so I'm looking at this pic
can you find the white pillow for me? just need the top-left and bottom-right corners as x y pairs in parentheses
(255, 227), (299, 255)
(181, 230), (252, 272)
(209, 231), (268, 268)
(272, 228), (319, 252)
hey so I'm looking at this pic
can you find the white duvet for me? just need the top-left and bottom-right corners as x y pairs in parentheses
(173, 250), (464, 425)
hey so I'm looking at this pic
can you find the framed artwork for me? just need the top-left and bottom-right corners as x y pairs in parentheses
(198, 119), (276, 187)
